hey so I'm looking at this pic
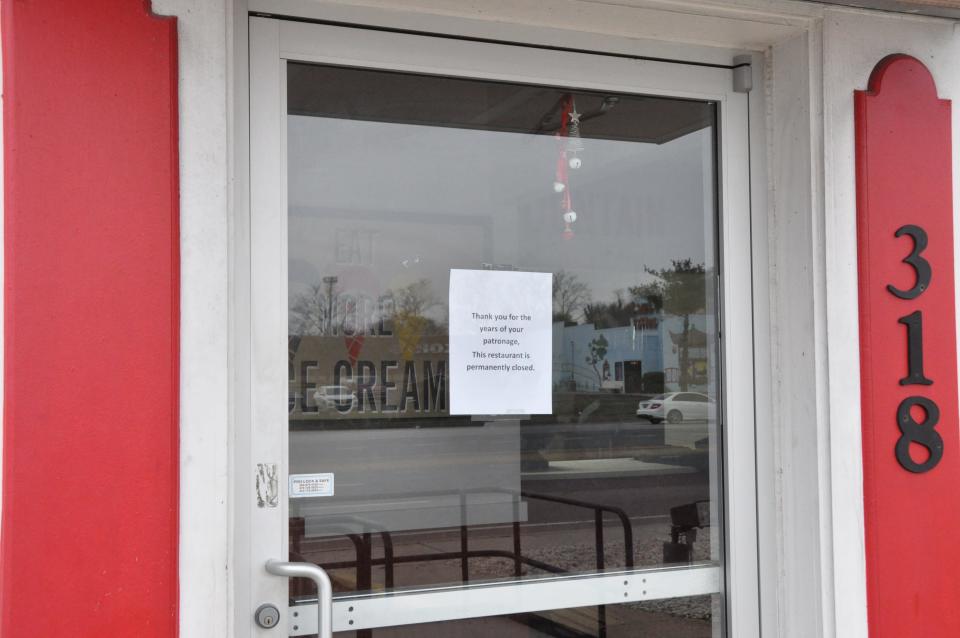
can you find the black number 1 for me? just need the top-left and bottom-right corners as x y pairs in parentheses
(898, 310), (933, 386)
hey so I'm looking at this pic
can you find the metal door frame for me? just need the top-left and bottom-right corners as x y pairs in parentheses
(245, 15), (759, 636)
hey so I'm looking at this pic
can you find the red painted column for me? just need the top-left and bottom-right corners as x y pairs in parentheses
(856, 56), (960, 637)
(0, 2), (179, 637)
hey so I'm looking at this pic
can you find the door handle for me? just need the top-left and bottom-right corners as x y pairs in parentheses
(265, 560), (333, 638)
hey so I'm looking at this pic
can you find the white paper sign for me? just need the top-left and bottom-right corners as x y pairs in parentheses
(449, 269), (553, 415)
(289, 473), (335, 498)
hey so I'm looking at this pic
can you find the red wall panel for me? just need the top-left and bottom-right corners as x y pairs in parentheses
(856, 56), (959, 637)
(0, 2), (179, 636)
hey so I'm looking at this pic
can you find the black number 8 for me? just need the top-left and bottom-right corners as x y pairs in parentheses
(895, 396), (943, 473)
(887, 224), (932, 300)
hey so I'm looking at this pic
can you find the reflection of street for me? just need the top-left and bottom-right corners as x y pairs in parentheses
(661, 422), (711, 450)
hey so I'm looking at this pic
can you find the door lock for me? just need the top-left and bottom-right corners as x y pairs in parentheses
(255, 603), (281, 629)
(265, 560), (333, 638)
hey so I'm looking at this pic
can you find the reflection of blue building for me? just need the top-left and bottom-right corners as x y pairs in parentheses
(553, 314), (712, 393)
(553, 321), (661, 392)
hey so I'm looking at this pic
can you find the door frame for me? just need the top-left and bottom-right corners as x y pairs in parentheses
(242, 14), (760, 636)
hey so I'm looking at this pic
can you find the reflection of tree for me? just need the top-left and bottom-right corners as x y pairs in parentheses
(585, 334), (609, 386)
(391, 279), (440, 317)
(583, 290), (647, 329)
(384, 279), (445, 361)
(385, 279), (446, 338)
(289, 277), (447, 339)
(553, 270), (590, 324)
(289, 282), (332, 336)
(631, 259), (707, 391)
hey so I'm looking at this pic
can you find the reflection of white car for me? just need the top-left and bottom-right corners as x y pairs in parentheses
(636, 392), (713, 424)
(314, 385), (357, 413)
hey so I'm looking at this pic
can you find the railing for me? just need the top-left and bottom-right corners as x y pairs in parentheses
(289, 488), (637, 637)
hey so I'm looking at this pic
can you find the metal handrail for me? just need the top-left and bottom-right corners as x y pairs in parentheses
(266, 560), (332, 638)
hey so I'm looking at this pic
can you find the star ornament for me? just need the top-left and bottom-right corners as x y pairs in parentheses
(568, 109), (582, 124)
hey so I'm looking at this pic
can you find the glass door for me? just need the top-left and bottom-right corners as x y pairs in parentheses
(246, 16), (757, 638)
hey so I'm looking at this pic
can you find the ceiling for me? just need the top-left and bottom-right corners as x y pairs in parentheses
(288, 63), (714, 146)
(816, 0), (960, 17)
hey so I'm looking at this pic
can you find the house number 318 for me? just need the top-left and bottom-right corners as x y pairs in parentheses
(888, 224), (943, 473)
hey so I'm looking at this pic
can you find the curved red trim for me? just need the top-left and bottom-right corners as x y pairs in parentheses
(1, 2), (180, 636)
(864, 54), (942, 99)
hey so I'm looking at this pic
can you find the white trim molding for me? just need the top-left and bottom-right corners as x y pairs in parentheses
(151, 1), (234, 637)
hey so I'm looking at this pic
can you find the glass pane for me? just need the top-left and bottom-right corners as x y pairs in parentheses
(286, 62), (722, 635)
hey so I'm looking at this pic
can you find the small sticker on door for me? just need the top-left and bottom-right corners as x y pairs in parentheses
(256, 463), (279, 508)
(290, 473), (335, 498)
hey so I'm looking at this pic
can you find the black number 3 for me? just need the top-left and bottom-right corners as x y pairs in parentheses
(887, 224), (931, 300)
